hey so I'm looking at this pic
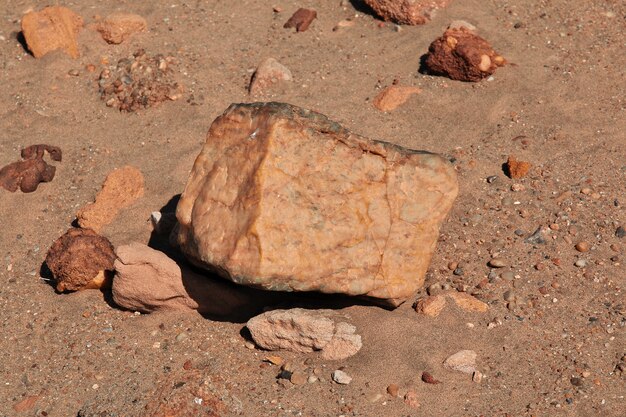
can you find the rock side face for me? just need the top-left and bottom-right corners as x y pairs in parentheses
(175, 102), (458, 306)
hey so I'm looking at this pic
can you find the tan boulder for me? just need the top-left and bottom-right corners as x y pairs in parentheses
(96, 13), (147, 44)
(112, 243), (273, 318)
(363, 0), (451, 25)
(76, 166), (144, 232)
(246, 308), (362, 360)
(21, 6), (83, 58)
(175, 102), (458, 306)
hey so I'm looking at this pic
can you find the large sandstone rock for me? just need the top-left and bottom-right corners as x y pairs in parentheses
(363, 0), (451, 25)
(175, 102), (458, 306)
(21, 6), (83, 58)
(246, 308), (362, 360)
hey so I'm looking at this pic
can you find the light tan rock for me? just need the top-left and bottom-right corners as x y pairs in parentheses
(373, 85), (421, 112)
(443, 349), (477, 374)
(249, 58), (292, 94)
(112, 243), (273, 318)
(175, 102), (458, 306)
(97, 13), (147, 44)
(246, 308), (362, 359)
(76, 166), (144, 232)
(363, 0), (451, 25)
(447, 291), (489, 312)
(21, 6), (84, 58)
(414, 294), (446, 317)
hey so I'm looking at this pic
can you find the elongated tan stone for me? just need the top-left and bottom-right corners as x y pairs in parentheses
(175, 102), (458, 306)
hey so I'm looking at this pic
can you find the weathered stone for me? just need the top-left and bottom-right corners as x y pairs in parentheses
(21, 6), (83, 58)
(175, 102), (458, 306)
(246, 308), (362, 359)
(76, 166), (144, 232)
(46, 228), (115, 292)
(332, 369), (352, 384)
(373, 85), (421, 112)
(112, 243), (272, 318)
(96, 13), (147, 44)
(425, 27), (506, 82)
(443, 349), (477, 374)
(363, 0), (451, 25)
(505, 155), (531, 179)
(447, 291), (489, 313)
(249, 58), (292, 94)
(414, 294), (446, 317)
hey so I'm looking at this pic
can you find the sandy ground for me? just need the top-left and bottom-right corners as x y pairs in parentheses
(0, 0), (624, 416)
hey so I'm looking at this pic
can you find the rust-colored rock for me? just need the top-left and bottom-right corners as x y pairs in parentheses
(175, 102), (458, 306)
(415, 291), (488, 316)
(96, 13), (147, 44)
(373, 85), (421, 112)
(13, 395), (39, 412)
(447, 291), (489, 312)
(364, 0), (451, 25)
(249, 58), (292, 94)
(414, 294), (446, 317)
(112, 243), (275, 318)
(45, 228), (116, 292)
(505, 155), (531, 179)
(21, 6), (83, 58)
(246, 308), (362, 360)
(76, 166), (144, 232)
(283, 8), (317, 32)
(425, 27), (506, 82)
(0, 144), (61, 193)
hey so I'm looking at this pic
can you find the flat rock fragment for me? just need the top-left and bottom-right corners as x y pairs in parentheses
(175, 102), (458, 306)
(246, 308), (362, 360)
(443, 349), (477, 374)
(21, 6), (83, 58)
(45, 228), (116, 292)
(283, 8), (317, 32)
(373, 85), (421, 112)
(425, 27), (506, 82)
(249, 58), (292, 94)
(364, 0), (451, 25)
(96, 13), (147, 44)
(76, 166), (144, 232)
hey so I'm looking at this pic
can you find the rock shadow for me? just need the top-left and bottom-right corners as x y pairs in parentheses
(349, 0), (380, 20)
(14, 31), (32, 56)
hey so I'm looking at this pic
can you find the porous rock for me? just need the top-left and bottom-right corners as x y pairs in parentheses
(112, 243), (270, 318)
(76, 166), (144, 232)
(21, 6), (83, 58)
(363, 0), (451, 25)
(425, 27), (506, 82)
(0, 144), (61, 193)
(96, 13), (147, 44)
(175, 102), (458, 306)
(505, 155), (531, 179)
(45, 228), (116, 292)
(373, 85), (421, 112)
(249, 58), (292, 94)
(246, 308), (362, 360)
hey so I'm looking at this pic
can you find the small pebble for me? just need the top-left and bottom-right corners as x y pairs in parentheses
(332, 370), (352, 385)
(486, 175), (498, 183)
(575, 242), (590, 252)
(488, 258), (507, 268)
(386, 383), (399, 397)
(575, 259), (587, 268)
(290, 371), (307, 385)
(472, 370), (483, 383)
(570, 377), (583, 387)
(175, 332), (188, 342)
(501, 271), (515, 280)
(453, 267), (464, 276)
(68, 69), (80, 76)
(616, 226), (625, 238)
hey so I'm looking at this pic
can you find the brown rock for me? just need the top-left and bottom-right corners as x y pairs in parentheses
(76, 166), (144, 232)
(21, 6), (83, 58)
(575, 241), (590, 252)
(373, 85), (421, 112)
(386, 383), (399, 397)
(246, 308), (362, 359)
(112, 243), (270, 318)
(13, 395), (39, 412)
(447, 291), (489, 313)
(45, 228), (116, 292)
(414, 294), (446, 317)
(505, 155), (531, 179)
(421, 371), (441, 384)
(0, 144), (61, 193)
(175, 102), (458, 306)
(249, 58), (292, 94)
(363, 0), (451, 25)
(425, 27), (506, 82)
(283, 8), (317, 32)
(96, 13), (147, 44)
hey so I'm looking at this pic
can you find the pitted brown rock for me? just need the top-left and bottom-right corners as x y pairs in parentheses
(364, 0), (451, 25)
(175, 102), (458, 306)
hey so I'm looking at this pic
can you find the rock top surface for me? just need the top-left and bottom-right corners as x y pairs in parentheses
(21, 6), (83, 58)
(364, 0), (451, 25)
(175, 102), (458, 306)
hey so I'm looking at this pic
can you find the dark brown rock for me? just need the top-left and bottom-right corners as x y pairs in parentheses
(45, 228), (116, 292)
(425, 27), (506, 82)
(0, 144), (62, 193)
(283, 8), (317, 32)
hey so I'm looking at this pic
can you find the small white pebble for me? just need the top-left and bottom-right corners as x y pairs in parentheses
(92, 384), (99, 390)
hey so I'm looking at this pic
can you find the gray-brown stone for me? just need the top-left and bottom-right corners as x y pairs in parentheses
(174, 102), (458, 306)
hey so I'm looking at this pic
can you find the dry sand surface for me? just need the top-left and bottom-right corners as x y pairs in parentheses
(0, 0), (624, 416)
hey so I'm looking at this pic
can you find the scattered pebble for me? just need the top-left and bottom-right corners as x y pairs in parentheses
(575, 241), (590, 252)
(616, 226), (625, 238)
(386, 383), (399, 397)
(574, 259), (587, 268)
(403, 390), (420, 408)
(332, 369), (352, 385)
(443, 350), (477, 374)
(421, 371), (440, 384)
(488, 258), (507, 268)
(283, 8), (317, 32)
(290, 371), (307, 385)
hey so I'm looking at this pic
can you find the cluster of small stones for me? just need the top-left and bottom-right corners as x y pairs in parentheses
(98, 49), (182, 112)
